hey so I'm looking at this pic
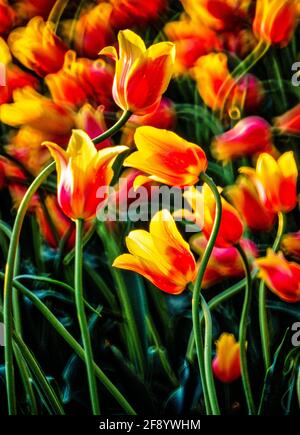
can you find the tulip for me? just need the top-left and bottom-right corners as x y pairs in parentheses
(274, 103), (300, 134)
(13, 0), (57, 20)
(253, 0), (297, 46)
(110, 0), (167, 29)
(164, 15), (220, 75)
(190, 234), (258, 288)
(113, 209), (196, 294)
(68, 3), (114, 58)
(8, 17), (67, 76)
(256, 250), (300, 303)
(225, 176), (276, 231)
(212, 116), (273, 162)
(212, 333), (241, 383)
(76, 104), (112, 150)
(0, 87), (75, 135)
(123, 126), (207, 187)
(100, 29), (175, 115)
(240, 151), (298, 213)
(44, 129), (128, 221)
(184, 184), (244, 248)
(281, 232), (300, 261)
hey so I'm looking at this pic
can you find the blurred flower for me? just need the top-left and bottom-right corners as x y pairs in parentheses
(164, 15), (220, 75)
(184, 184), (244, 248)
(212, 116), (273, 162)
(113, 209), (196, 294)
(66, 3), (114, 58)
(225, 176), (276, 231)
(220, 29), (257, 59)
(240, 152), (298, 213)
(274, 103), (300, 134)
(123, 126), (207, 187)
(0, 38), (39, 105)
(47, 50), (115, 110)
(212, 333), (241, 383)
(0, 87), (75, 135)
(44, 130), (128, 221)
(0, 0), (16, 35)
(190, 234), (257, 288)
(35, 195), (76, 250)
(121, 97), (176, 146)
(253, 0), (297, 46)
(281, 232), (300, 261)
(8, 17), (67, 77)
(13, 0), (57, 21)
(76, 104), (112, 149)
(110, 0), (167, 29)
(100, 29), (175, 115)
(256, 250), (300, 303)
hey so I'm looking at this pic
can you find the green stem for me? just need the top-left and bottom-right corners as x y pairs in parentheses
(192, 172), (222, 415)
(259, 212), (286, 371)
(217, 40), (270, 119)
(200, 294), (220, 415)
(0, 275), (136, 415)
(75, 219), (100, 415)
(236, 243), (256, 415)
(2, 110), (132, 414)
(93, 111), (132, 144)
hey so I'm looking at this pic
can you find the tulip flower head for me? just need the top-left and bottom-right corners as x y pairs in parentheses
(275, 103), (300, 135)
(113, 209), (197, 294)
(212, 116), (273, 162)
(256, 250), (300, 303)
(240, 151), (298, 213)
(253, 0), (297, 46)
(100, 29), (175, 115)
(123, 126), (207, 187)
(44, 130), (128, 221)
(281, 232), (300, 261)
(212, 333), (241, 383)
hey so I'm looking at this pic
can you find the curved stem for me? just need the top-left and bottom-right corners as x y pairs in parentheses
(200, 294), (220, 415)
(216, 40), (270, 120)
(75, 219), (100, 414)
(236, 243), (256, 415)
(93, 111), (132, 144)
(259, 212), (286, 371)
(192, 172), (222, 415)
(2, 110), (131, 414)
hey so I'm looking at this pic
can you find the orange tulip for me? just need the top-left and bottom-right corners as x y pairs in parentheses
(225, 176), (276, 232)
(240, 151), (298, 213)
(44, 130), (128, 221)
(256, 250), (300, 303)
(8, 17), (67, 77)
(212, 333), (241, 383)
(253, 0), (297, 46)
(190, 234), (257, 288)
(281, 232), (300, 261)
(113, 209), (197, 294)
(212, 116), (273, 162)
(164, 15), (220, 75)
(274, 103), (300, 135)
(123, 126), (207, 187)
(67, 3), (114, 58)
(13, 0), (57, 20)
(0, 87), (75, 135)
(184, 184), (244, 248)
(100, 29), (175, 115)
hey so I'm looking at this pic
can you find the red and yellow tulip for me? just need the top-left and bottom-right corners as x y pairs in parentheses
(281, 232), (300, 261)
(123, 126), (207, 187)
(274, 103), (300, 135)
(256, 250), (300, 303)
(225, 176), (276, 232)
(100, 29), (175, 115)
(212, 333), (241, 383)
(253, 0), (297, 46)
(240, 151), (298, 213)
(113, 209), (197, 294)
(44, 130), (128, 221)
